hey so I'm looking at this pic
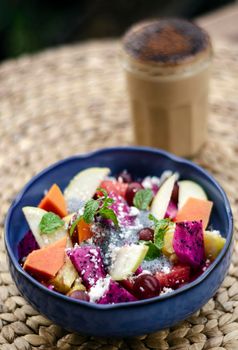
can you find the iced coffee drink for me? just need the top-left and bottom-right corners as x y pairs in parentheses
(122, 19), (212, 157)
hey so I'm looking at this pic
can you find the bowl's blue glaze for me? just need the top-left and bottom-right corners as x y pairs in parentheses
(5, 147), (233, 337)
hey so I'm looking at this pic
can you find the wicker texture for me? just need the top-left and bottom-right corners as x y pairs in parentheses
(0, 40), (238, 350)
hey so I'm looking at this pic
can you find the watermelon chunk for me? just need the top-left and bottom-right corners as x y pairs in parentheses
(100, 180), (128, 198)
(98, 280), (137, 304)
(173, 221), (205, 268)
(155, 264), (190, 289)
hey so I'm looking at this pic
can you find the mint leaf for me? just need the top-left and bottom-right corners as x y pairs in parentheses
(133, 189), (153, 210)
(83, 199), (100, 224)
(148, 213), (159, 225)
(140, 241), (161, 260)
(154, 228), (166, 250)
(99, 208), (119, 227)
(39, 212), (64, 234)
(69, 215), (82, 236)
(149, 216), (173, 250)
(74, 188), (119, 228)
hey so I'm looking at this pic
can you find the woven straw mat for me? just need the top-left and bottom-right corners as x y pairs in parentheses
(0, 40), (237, 350)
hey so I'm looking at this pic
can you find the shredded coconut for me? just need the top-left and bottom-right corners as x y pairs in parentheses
(161, 287), (174, 295)
(89, 276), (111, 302)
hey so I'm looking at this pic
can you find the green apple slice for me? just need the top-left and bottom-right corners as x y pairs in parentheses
(50, 256), (78, 293)
(151, 174), (177, 220)
(178, 180), (207, 210)
(22, 206), (71, 248)
(67, 278), (86, 295)
(64, 167), (110, 212)
(109, 244), (148, 281)
(204, 230), (226, 260)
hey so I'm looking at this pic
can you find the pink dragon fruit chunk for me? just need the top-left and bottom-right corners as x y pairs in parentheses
(165, 200), (178, 219)
(68, 246), (106, 288)
(18, 231), (39, 262)
(173, 221), (205, 268)
(98, 280), (137, 304)
(109, 191), (135, 227)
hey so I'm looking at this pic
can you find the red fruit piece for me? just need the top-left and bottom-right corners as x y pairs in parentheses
(120, 278), (135, 294)
(133, 274), (161, 299)
(155, 265), (190, 289)
(126, 182), (143, 206)
(138, 228), (154, 241)
(118, 170), (132, 183)
(68, 290), (90, 301)
(100, 180), (128, 198)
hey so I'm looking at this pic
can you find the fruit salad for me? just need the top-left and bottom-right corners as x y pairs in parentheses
(18, 167), (226, 304)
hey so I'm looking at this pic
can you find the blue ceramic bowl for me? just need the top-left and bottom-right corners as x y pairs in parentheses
(5, 147), (233, 337)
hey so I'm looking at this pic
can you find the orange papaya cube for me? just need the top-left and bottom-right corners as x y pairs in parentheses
(77, 219), (92, 243)
(175, 197), (213, 229)
(38, 184), (67, 218)
(23, 236), (67, 280)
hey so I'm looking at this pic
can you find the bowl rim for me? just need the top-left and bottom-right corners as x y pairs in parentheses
(4, 146), (233, 310)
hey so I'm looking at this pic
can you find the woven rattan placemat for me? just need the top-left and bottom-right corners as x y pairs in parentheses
(0, 40), (237, 350)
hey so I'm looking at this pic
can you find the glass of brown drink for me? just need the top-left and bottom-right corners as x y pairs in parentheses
(122, 19), (212, 157)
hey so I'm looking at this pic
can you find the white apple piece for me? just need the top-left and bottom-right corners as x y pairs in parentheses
(64, 167), (110, 212)
(22, 206), (71, 248)
(178, 180), (207, 210)
(150, 174), (177, 220)
(109, 244), (148, 281)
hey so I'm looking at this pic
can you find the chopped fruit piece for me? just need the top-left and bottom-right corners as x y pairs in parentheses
(98, 280), (137, 304)
(23, 236), (67, 280)
(171, 183), (179, 204)
(173, 221), (205, 268)
(67, 279), (86, 295)
(68, 290), (90, 301)
(151, 174), (177, 220)
(38, 184), (67, 218)
(165, 200), (177, 219)
(162, 229), (175, 257)
(133, 274), (161, 299)
(118, 170), (132, 183)
(64, 167), (110, 212)
(77, 218), (92, 243)
(175, 197), (213, 229)
(63, 213), (76, 224)
(69, 246), (106, 288)
(109, 191), (135, 227)
(22, 207), (70, 248)
(18, 231), (39, 262)
(204, 230), (226, 260)
(138, 228), (154, 241)
(120, 278), (135, 294)
(178, 180), (207, 210)
(109, 244), (148, 281)
(100, 180), (128, 198)
(50, 256), (78, 293)
(125, 182), (143, 206)
(155, 264), (190, 289)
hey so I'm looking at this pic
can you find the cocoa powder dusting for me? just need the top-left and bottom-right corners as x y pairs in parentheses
(123, 19), (211, 64)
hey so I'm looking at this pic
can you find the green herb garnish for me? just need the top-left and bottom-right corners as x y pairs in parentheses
(141, 214), (174, 260)
(140, 241), (161, 261)
(69, 188), (118, 236)
(83, 199), (100, 223)
(39, 212), (64, 234)
(133, 189), (153, 210)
